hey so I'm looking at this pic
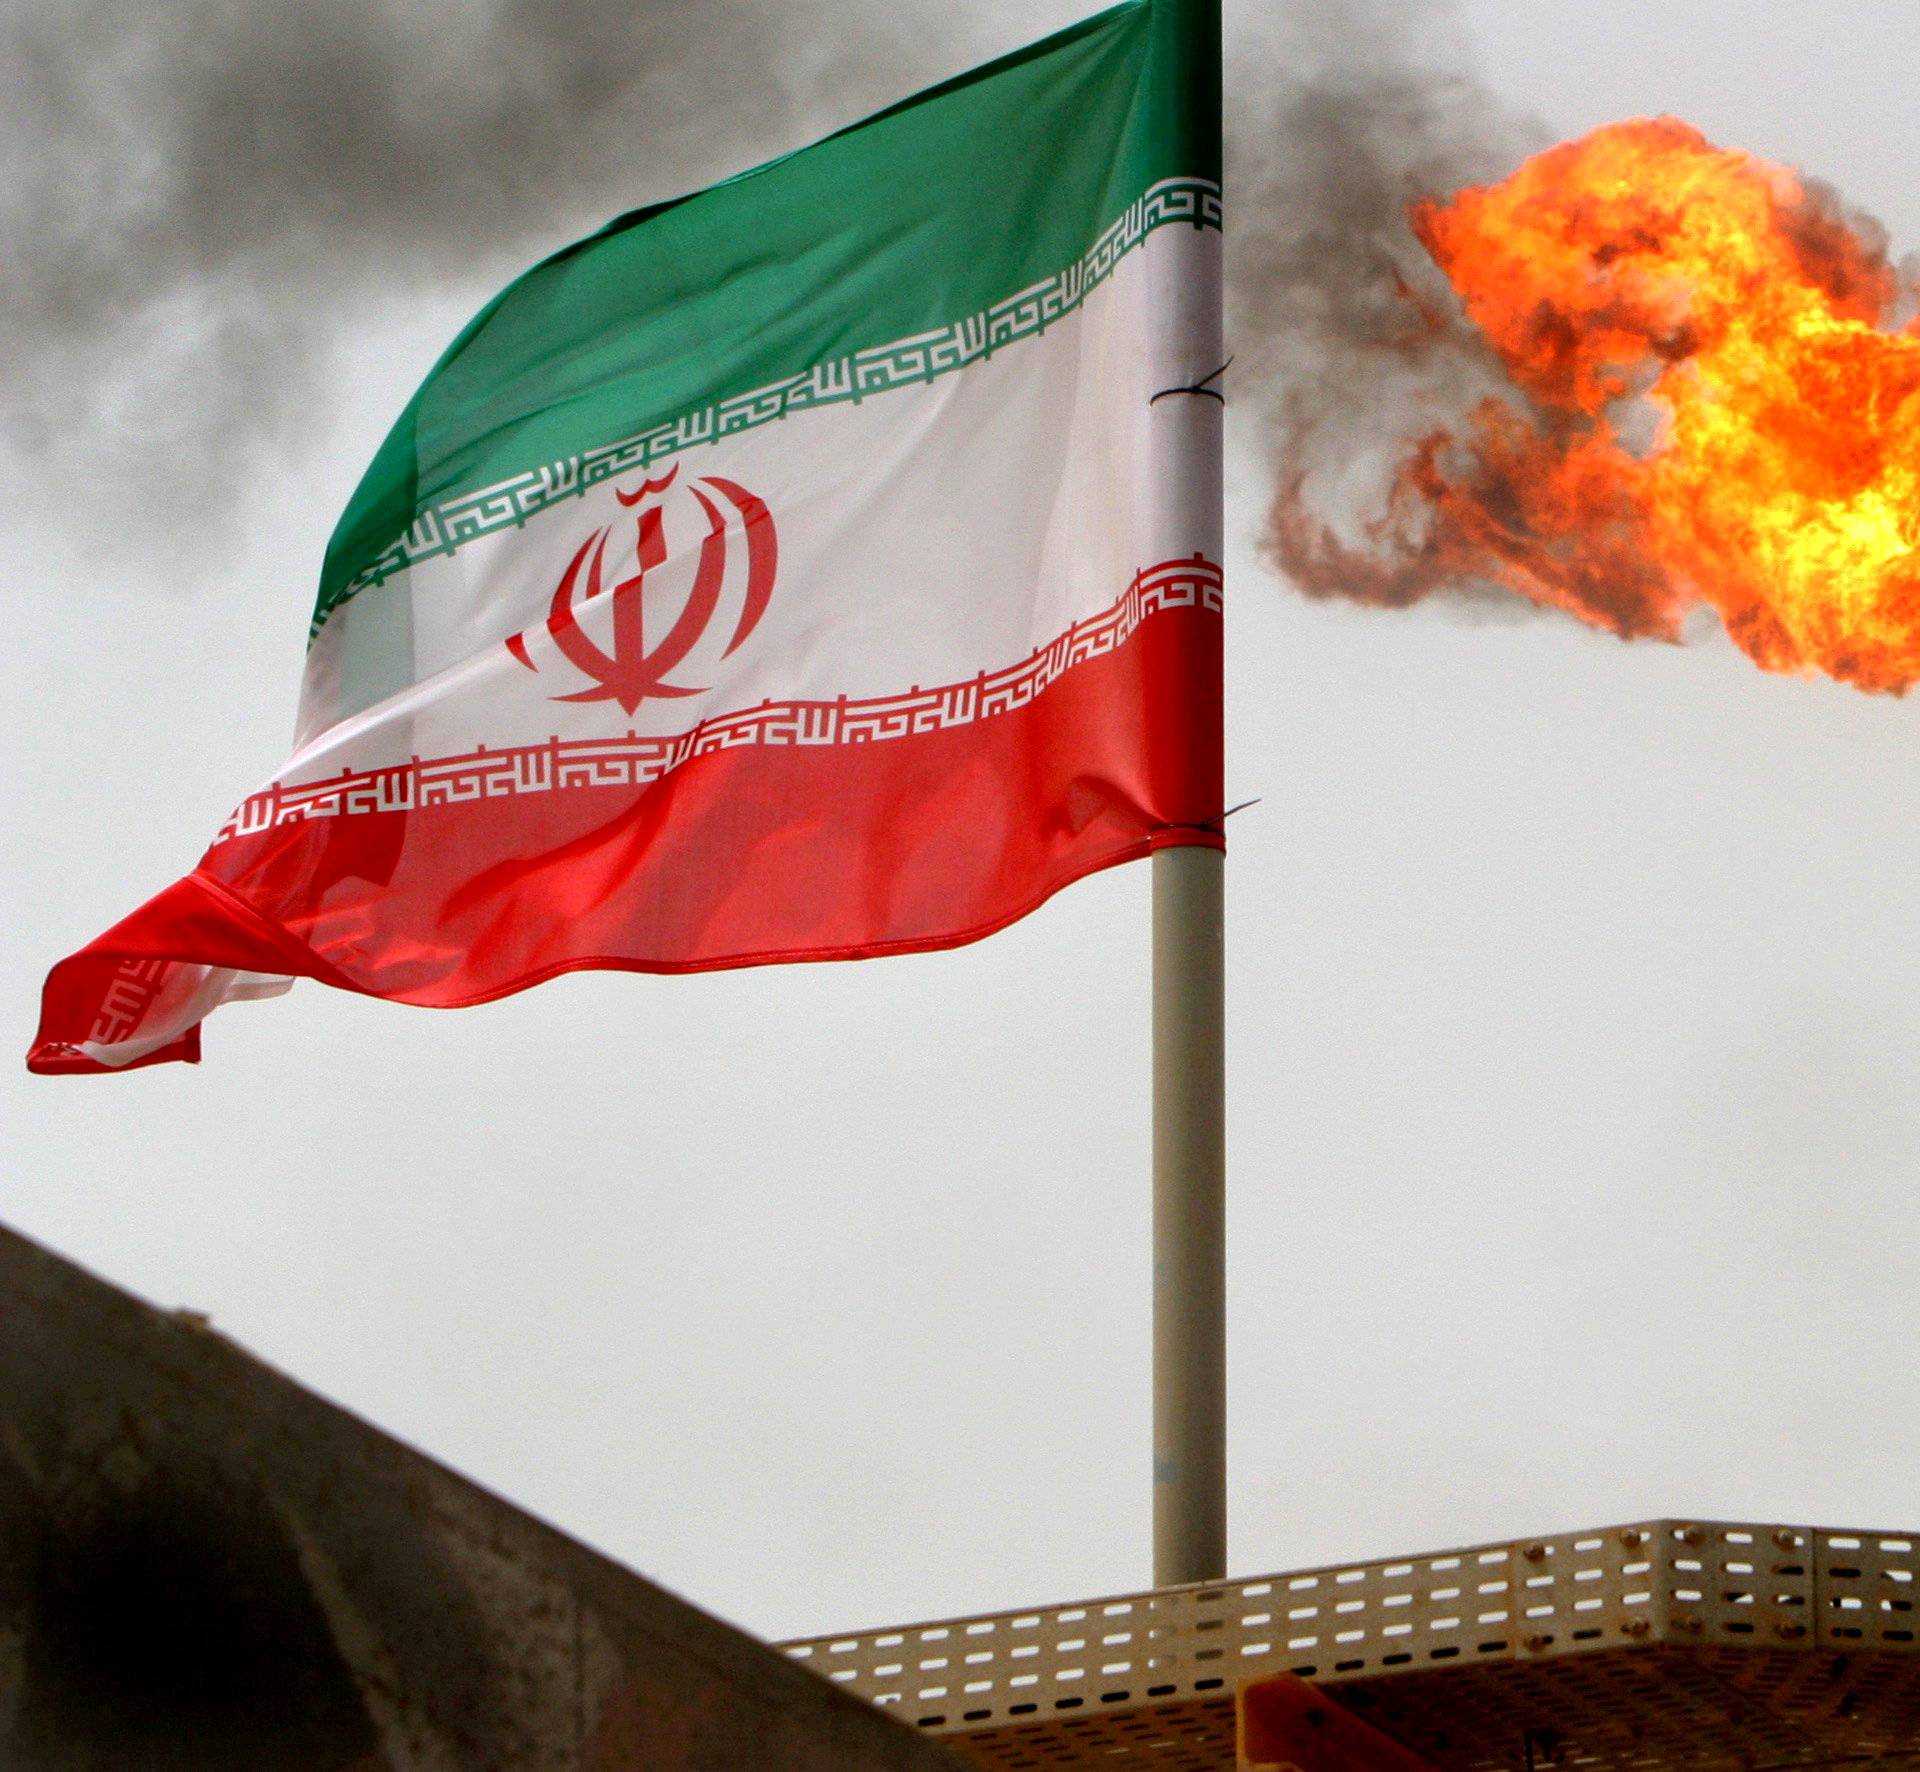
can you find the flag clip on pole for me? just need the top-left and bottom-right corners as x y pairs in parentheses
(1151, 0), (1226, 1592)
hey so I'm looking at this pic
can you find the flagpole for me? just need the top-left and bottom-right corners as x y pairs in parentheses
(1152, 844), (1226, 1587)
(1150, 0), (1226, 1592)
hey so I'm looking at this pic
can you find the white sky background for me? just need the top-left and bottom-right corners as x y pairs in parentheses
(3, 0), (1917, 1643)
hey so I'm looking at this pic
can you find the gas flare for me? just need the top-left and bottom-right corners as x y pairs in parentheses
(1271, 118), (1920, 692)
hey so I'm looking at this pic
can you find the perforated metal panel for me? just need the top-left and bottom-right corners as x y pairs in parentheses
(780, 1520), (1918, 1769)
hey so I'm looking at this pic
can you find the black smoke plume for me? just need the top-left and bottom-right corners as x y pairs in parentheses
(0, 0), (974, 547)
(1225, 0), (1546, 607)
(3, 0), (1540, 584)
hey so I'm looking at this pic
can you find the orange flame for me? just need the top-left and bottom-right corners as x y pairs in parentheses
(1273, 118), (1920, 693)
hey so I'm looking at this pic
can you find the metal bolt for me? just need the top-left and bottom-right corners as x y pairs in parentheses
(1620, 1529), (1647, 1549)
(1776, 1620), (1807, 1640)
(1524, 1544), (1548, 1563)
(1679, 1526), (1706, 1547)
(1621, 1618), (1651, 1639)
(1773, 1528), (1800, 1551)
(1524, 1633), (1553, 1653)
(1674, 1612), (1703, 1635)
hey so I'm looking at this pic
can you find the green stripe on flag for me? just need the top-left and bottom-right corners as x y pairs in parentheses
(313, 0), (1220, 643)
(322, 177), (1219, 627)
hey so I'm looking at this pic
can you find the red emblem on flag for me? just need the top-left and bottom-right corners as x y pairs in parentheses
(506, 465), (778, 714)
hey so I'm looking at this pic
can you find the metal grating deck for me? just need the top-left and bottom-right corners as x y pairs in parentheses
(780, 1520), (1918, 1769)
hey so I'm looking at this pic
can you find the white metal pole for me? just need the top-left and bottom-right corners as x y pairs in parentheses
(1149, 0), (1225, 1586)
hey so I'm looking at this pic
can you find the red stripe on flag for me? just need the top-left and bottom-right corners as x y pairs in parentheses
(30, 598), (1220, 1073)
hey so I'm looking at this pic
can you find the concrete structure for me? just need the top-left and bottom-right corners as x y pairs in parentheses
(0, 1223), (959, 1772)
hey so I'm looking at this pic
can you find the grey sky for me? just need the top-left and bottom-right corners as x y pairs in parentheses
(3, 0), (1916, 1645)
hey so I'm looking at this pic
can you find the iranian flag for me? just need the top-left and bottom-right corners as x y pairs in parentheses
(30, 0), (1223, 1075)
